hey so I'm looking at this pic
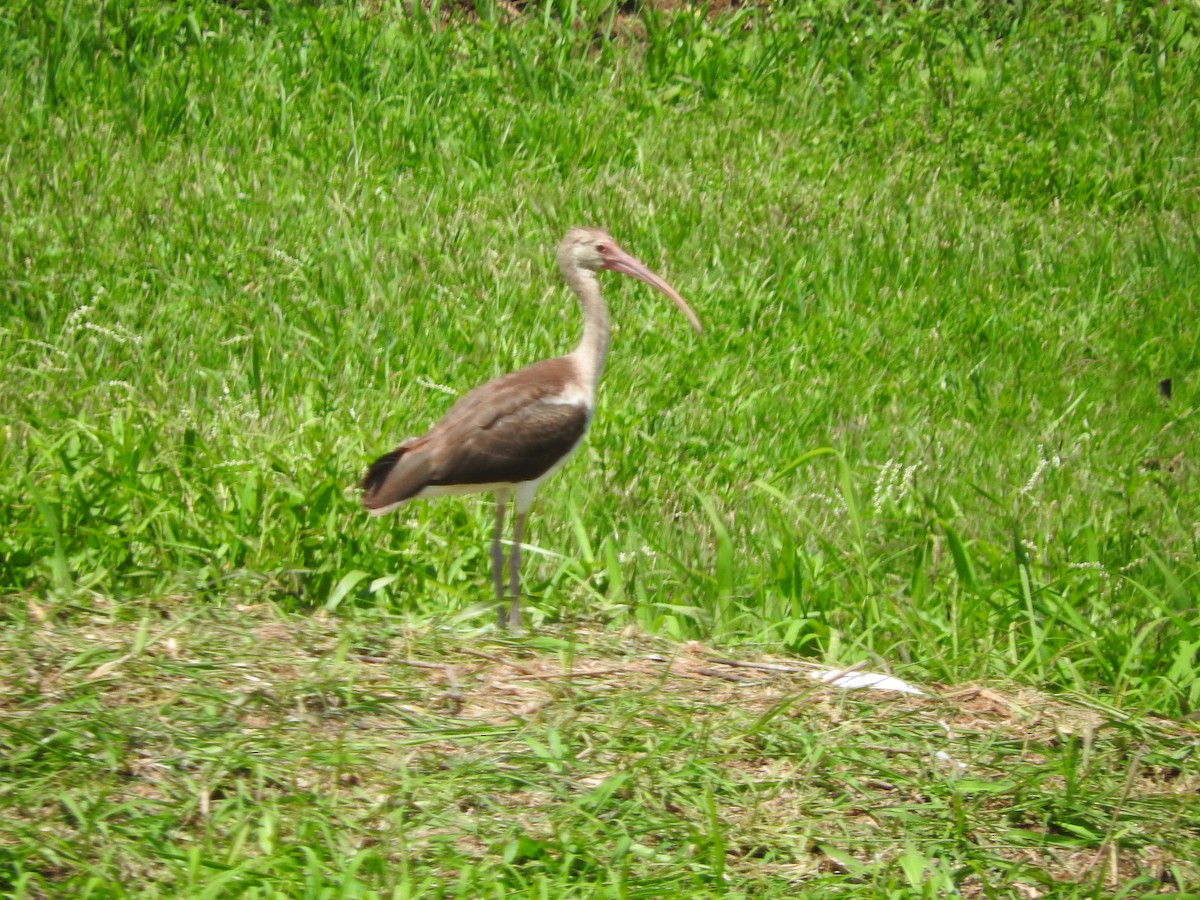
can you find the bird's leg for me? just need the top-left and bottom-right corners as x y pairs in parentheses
(507, 509), (528, 630)
(492, 494), (509, 628)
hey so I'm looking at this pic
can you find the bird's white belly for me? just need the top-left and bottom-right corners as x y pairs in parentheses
(364, 481), (512, 517)
(415, 481), (518, 500)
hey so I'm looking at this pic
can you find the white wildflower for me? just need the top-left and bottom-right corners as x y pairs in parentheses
(1118, 556), (1147, 573)
(24, 339), (66, 355)
(872, 459), (923, 513)
(872, 459), (897, 513)
(64, 305), (94, 333)
(1020, 443), (1061, 497)
(268, 248), (304, 268)
(64, 304), (143, 345)
(416, 377), (458, 396)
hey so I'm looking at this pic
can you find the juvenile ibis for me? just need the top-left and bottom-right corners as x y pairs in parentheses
(360, 228), (701, 629)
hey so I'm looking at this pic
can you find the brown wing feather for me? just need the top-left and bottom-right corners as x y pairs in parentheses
(430, 395), (589, 486)
(360, 439), (434, 510)
(424, 357), (578, 434)
(360, 356), (591, 509)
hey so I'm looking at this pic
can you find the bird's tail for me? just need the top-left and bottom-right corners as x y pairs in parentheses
(360, 443), (433, 515)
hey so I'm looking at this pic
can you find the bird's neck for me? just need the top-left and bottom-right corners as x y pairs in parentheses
(567, 270), (610, 397)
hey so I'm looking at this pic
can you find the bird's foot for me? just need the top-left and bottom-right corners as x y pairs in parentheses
(497, 597), (522, 631)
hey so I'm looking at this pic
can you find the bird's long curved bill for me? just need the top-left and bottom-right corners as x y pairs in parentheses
(605, 249), (703, 334)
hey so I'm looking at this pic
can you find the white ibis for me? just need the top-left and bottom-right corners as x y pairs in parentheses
(360, 228), (702, 629)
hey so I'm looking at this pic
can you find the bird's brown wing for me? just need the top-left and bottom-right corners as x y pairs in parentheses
(360, 357), (590, 510)
(429, 392), (590, 487)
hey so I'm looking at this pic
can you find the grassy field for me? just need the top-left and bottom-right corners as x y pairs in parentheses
(2, 0), (1199, 895)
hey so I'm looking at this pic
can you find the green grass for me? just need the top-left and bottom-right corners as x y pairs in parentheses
(1, 0), (1199, 894)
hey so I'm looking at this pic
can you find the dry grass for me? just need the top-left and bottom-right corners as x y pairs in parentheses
(2, 600), (1196, 895)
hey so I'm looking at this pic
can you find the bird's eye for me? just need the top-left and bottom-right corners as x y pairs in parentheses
(595, 243), (611, 255)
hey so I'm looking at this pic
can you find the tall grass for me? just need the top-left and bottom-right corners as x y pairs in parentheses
(2, 0), (1199, 715)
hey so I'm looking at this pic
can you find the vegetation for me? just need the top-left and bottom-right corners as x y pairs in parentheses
(1, 0), (1198, 895)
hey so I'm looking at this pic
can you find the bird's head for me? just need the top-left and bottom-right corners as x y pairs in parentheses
(556, 227), (702, 334)
(557, 227), (619, 274)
